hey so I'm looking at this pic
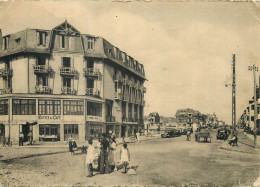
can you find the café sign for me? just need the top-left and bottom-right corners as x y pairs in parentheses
(38, 115), (62, 120)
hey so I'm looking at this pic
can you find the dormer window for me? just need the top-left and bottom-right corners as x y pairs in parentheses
(87, 37), (95, 49)
(59, 35), (69, 49)
(15, 38), (21, 47)
(2, 36), (9, 50)
(37, 31), (47, 46)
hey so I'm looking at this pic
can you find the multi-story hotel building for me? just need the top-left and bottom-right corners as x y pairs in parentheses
(0, 21), (146, 144)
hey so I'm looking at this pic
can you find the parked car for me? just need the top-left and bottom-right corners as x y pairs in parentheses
(216, 128), (229, 140)
(161, 128), (181, 138)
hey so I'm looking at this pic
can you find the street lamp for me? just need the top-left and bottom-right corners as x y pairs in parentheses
(248, 64), (258, 148)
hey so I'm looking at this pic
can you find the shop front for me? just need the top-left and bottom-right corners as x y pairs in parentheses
(86, 121), (104, 140)
(64, 124), (79, 141)
(39, 124), (60, 141)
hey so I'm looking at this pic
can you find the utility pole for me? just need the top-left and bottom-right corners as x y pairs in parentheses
(248, 64), (258, 148)
(232, 54), (236, 137)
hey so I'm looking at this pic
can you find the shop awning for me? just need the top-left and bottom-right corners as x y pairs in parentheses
(25, 122), (37, 126)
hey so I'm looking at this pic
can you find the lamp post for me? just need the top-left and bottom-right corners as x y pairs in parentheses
(248, 64), (258, 148)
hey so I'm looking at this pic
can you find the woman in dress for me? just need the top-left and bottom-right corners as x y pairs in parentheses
(120, 143), (130, 173)
(108, 138), (117, 172)
(85, 139), (95, 177)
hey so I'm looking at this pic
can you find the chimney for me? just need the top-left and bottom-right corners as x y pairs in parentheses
(0, 29), (2, 50)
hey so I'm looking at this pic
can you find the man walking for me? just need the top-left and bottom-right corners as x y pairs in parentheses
(99, 133), (110, 174)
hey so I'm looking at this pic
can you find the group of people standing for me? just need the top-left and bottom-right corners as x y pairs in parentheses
(85, 133), (130, 177)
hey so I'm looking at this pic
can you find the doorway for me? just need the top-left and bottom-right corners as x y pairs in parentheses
(22, 124), (30, 142)
(121, 125), (126, 138)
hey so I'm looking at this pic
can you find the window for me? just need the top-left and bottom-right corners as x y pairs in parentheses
(62, 57), (71, 67)
(12, 99), (36, 115)
(3, 77), (12, 89)
(37, 56), (46, 65)
(64, 124), (78, 135)
(128, 104), (132, 119)
(63, 78), (71, 88)
(0, 99), (8, 115)
(87, 37), (95, 49)
(36, 76), (48, 86)
(15, 38), (21, 47)
(38, 100), (61, 115)
(63, 100), (84, 115)
(60, 35), (69, 48)
(39, 124), (60, 140)
(87, 102), (102, 116)
(37, 32), (47, 46)
(2, 36), (9, 50)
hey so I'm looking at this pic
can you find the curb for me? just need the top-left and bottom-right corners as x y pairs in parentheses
(0, 136), (162, 162)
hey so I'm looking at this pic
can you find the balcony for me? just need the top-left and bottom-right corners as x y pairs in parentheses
(84, 68), (101, 78)
(35, 86), (52, 94)
(141, 100), (145, 106)
(106, 116), (115, 123)
(86, 88), (100, 97)
(0, 88), (12, 94)
(114, 92), (123, 100)
(143, 87), (147, 93)
(61, 87), (77, 95)
(0, 68), (12, 77)
(33, 65), (52, 74)
(60, 67), (78, 76)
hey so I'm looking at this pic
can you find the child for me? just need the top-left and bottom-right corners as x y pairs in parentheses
(120, 143), (130, 173)
(85, 139), (95, 177)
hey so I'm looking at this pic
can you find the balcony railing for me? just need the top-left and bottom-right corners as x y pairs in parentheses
(83, 68), (101, 78)
(61, 87), (77, 95)
(0, 88), (12, 94)
(60, 67), (77, 76)
(0, 68), (13, 77)
(35, 86), (52, 94)
(86, 88), (100, 96)
(33, 65), (52, 74)
(114, 92), (123, 100)
(106, 116), (115, 123)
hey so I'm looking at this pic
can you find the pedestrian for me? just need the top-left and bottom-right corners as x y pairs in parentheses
(67, 136), (77, 156)
(85, 139), (95, 177)
(136, 131), (140, 143)
(28, 131), (33, 145)
(186, 131), (191, 141)
(120, 143), (130, 173)
(19, 132), (24, 146)
(108, 138), (117, 172)
(99, 133), (110, 174)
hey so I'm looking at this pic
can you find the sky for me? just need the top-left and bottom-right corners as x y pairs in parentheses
(0, 0), (259, 123)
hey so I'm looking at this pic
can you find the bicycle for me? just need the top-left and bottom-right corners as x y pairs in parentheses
(3, 137), (12, 147)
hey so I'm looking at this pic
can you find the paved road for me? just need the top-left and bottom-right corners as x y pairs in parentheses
(0, 130), (259, 186)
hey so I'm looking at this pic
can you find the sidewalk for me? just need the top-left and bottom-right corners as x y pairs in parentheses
(0, 134), (161, 161)
(219, 129), (260, 154)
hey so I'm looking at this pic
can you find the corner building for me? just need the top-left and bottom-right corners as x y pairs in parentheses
(0, 21), (146, 144)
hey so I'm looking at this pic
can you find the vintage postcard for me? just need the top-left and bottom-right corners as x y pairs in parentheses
(0, 0), (259, 186)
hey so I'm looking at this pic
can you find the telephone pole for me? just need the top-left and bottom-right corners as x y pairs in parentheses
(232, 54), (236, 136)
(248, 64), (258, 148)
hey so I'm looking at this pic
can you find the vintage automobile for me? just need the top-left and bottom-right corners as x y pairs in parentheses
(216, 128), (229, 140)
(161, 128), (181, 138)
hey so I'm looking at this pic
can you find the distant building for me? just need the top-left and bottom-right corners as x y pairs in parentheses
(175, 108), (201, 127)
(145, 112), (161, 132)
